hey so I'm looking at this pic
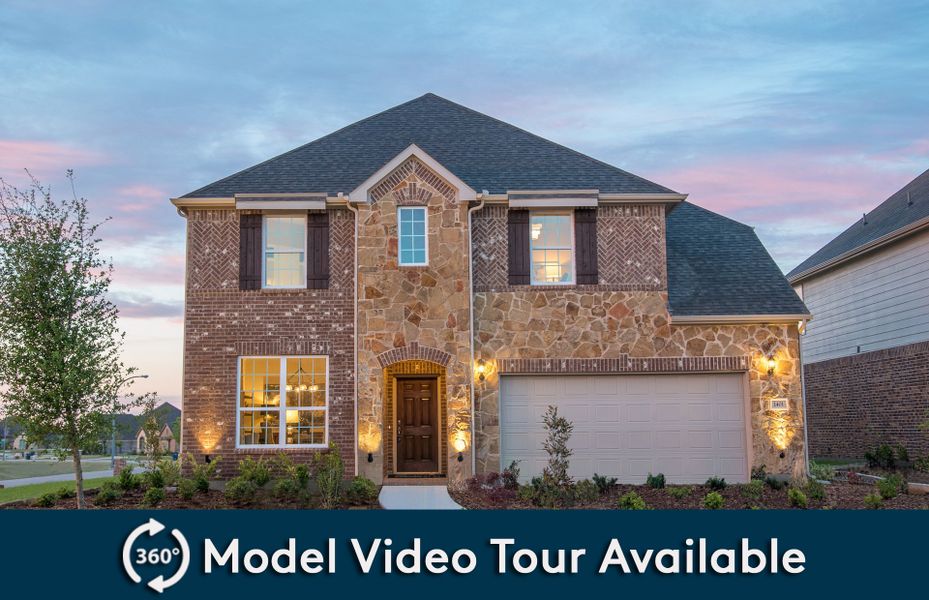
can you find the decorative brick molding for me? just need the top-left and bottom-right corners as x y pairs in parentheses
(383, 360), (448, 477)
(235, 340), (331, 356)
(804, 340), (929, 459)
(496, 355), (749, 374)
(376, 342), (453, 368)
(369, 157), (456, 204)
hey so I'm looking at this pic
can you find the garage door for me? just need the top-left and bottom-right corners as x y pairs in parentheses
(500, 374), (749, 484)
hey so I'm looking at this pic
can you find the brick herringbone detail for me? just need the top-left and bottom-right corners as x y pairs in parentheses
(496, 355), (749, 374)
(187, 210), (239, 291)
(472, 205), (509, 289)
(376, 342), (453, 368)
(369, 157), (457, 204)
(597, 204), (666, 289)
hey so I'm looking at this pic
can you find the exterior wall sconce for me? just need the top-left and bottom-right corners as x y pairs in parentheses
(765, 356), (777, 376)
(476, 359), (486, 381)
(453, 433), (467, 462)
(204, 454), (212, 463)
(367, 452), (373, 463)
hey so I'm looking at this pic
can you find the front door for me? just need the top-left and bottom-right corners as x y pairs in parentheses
(396, 378), (438, 473)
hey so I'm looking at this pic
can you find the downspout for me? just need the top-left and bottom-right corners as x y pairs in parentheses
(798, 320), (811, 477)
(467, 194), (486, 475)
(341, 193), (361, 476)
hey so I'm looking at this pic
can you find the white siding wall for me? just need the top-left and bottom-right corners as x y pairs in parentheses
(800, 228), (929, 363)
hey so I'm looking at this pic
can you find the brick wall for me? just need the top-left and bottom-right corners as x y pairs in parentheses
(180, 208), (356, 478)
(804, 340), (929, 459)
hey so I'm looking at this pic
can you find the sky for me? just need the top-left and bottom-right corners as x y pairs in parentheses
(1, 0), (927, 408)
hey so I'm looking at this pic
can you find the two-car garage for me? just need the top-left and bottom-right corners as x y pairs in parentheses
(499, 373), (750, 484)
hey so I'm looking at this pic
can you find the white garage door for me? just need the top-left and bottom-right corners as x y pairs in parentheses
(500, 373), (749, 484)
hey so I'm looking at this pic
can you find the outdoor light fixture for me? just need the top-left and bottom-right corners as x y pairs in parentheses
(453, 433), (467, 462)
(205, 454), (212, 463)
(367, 452), (373, 463)
(766, 356), (777, 376)
(476, 359), (486, 381)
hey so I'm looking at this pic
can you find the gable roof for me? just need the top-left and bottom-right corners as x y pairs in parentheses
(181, 93), (676, 198)
(788, 168), (929, 282)
(667, 202), (809, 317)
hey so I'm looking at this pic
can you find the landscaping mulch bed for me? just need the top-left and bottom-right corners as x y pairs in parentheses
(450, 481), (929, 510)
(2, 486), (380, 510)
(847, 467), (929, 485)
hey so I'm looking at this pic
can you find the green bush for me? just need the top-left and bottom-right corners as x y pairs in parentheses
(741, 480), (764, 501)
(144, 467), (166, 490)
(55, 486), (76, 499)
(667, 486), (692, 500)
(618, 491), (648, 510)
(878, 474), (905, 500)
(34, 492), (58, 508)
(177, 478), (197, 501)
(592, 473), (617, 495)
(703, 491), (724, 509)
(314, 442), (344, 509)
(804, 478), (825, 501)
(516, 484), (536, 503)
(914, 456), (929, 473)
(865, 444), (896, 469)
(142, 486), (166, 507)
(765, 476), (786, 490)
(117, 465), (142, 492)
(788, 487), (808, 509)
(705, 476), (726, 491)
(273, 477), (305, 501)
(864, 492), (883, 509)
(809, 460), (835, 481)
(238, 456), (271, 487)
(95, 481), (123, 505)
(501, 460), (521, 490)
(225, 476), (259, 505)
(574, 479), (599, 503)
(896, 445), (910, 464)
(345, 476), (379, 505)
(750, 464), (767, 480)
(187, 454), (221, 493)
(528, 475), (573, 508)
(646, 472), (665, 489)
(155, 458), (181, 487)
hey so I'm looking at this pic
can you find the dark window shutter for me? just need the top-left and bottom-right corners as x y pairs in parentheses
(574, 208), (598, 285)
(306, 211), (330, 289)
(239, 214), (262, 290)
(507, 209), (530, 285)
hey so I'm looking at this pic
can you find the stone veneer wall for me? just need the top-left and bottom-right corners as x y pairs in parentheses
(356, 157), (473, 483)
(180, 208), (356, 478)
(472, 290), (805, 478)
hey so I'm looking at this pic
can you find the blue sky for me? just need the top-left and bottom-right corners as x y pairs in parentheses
(1, 0), (927, 406)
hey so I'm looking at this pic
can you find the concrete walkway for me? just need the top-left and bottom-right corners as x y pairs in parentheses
(0, 468), (114, 488)
(379, 485), (463, 510)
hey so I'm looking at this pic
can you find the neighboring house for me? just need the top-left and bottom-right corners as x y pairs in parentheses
(114, 402), (182, 453)
(171, 93), (809, 484)
(136, 424), (178, 454)
(788, 168), (929, 459)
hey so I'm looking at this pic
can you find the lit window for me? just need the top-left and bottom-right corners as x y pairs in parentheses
(238, 356), (327, 447)
(530, 213), (574, 284)
(264, 216), (306, 287)
(398, 206), (427, 265)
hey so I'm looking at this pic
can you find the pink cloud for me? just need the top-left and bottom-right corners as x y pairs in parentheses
(114, 184), (169, 213)
(0, 139), (106, 180)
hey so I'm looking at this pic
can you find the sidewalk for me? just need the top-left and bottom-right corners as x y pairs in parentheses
(0, 468), (114, 488)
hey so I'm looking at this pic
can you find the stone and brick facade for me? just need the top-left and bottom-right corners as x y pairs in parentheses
(804, 340), (929, 459)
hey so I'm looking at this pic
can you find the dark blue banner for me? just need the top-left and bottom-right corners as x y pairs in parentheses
(1, 510), (925, 597)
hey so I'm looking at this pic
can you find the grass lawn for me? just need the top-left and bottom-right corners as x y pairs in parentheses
(0, 460), (111, 480)
(0, 477), (115, 504)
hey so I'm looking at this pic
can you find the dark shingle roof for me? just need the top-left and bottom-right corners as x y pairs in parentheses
(787, 168), (929, 281)
(181, 93), (675, 198)
(667, 202), (809, 316)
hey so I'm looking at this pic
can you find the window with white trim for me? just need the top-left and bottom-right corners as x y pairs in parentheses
(398, 206), (427, 266)
(263, 216), (306, 287)
(530, 212), (574, 284)
(238, 356), (328, 447)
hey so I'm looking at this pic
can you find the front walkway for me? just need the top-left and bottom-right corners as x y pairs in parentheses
(378, 485), (463, 509)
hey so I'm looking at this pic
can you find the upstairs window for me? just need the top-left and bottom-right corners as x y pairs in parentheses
(530, 212), (574, 284)
(398, 206), (428, 266)
(263, 216), (306, 288)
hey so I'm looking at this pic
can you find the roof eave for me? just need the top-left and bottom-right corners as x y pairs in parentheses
(671, 313), (811, 325)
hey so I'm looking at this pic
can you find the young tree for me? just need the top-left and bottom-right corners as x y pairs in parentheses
(139, 395), (164, 469)
(541, 405), (574, 487)
(0, 172), (142, 508)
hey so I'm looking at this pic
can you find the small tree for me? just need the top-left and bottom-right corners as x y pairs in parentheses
(541, 405), (574, 487)
(0, 173), (142, 508)
(139, 396), (164, 469)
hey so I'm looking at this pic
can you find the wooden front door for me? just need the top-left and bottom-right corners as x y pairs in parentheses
(396, 378), (439, 473)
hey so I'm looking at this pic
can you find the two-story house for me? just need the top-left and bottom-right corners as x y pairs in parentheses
(172, 94), (809, 485)
(789, 168), (929, 460)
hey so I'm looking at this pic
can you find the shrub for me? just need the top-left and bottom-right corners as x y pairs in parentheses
(809, 460), (835, 481)
(117, 465), (142, 492)
(34, 492), (58, 508)
(646, 472), (666, 489)
(143, 486), (166, 507)
(765, 476), (786, 490)
(703, 491), (724, 509)
(896, 445), (910, 464)
(667, 486), (692, 500)
(804, 478), (826, 501)
(274, 453), (310, 488)
(915, 456), (929, 473)
(224, 476), (259, 505)
(187, 454), (221, 494)
(878, 474), (905, 500)
(618, 491), (648, 510)
(574, 479), (599, 503)
(592, 473), (617, 495)
(55, 486), (75, 499)
(741, 480), (764, 500)
(750, 465), (767, 480)
(516, 484), (536, 503)
(705, 476), (727, 491)
(273, 477), (305, 502)
(864, 492), (883, 509)
(95, 481), (123, 505)
(144, 467), (165, 490)
(314, 441), (344, 509)
(238, 456), (271, 487)
(788, 487), (808, 509)
(155, 458), (181, 487)
(177, 478), (197, 501)
(541, 405), (574, 487)
(529, 475), (573, 508)
(865, 444), (895, 469)
(345, 476), (379, 505)
(501, 460), (521, 490)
